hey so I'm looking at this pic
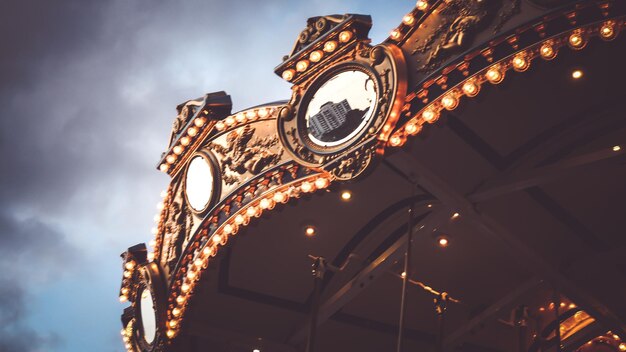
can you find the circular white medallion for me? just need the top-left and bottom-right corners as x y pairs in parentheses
(305, 69), (377, 148)
(139, 289), (156, 344)
(185, 155), (215, 212)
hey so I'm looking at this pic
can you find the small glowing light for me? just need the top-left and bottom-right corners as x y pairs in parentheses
(438, 237), (449, 247)
(187, 126), (198, 137)
(166, 329), (176, 338)
(212, 234), (222, 244)
(422, 109), (439, 123)
(389, 135), (403, 146)
(181, 283), (190, 293)
(153, 214), (161, 222)
(169, 320), (179, 328)
(119, 295), (128, 302)
(123, 270), (131, 278)
(305, 225), (316, 237)
(560, 302), (566, 307)
(159, 163), (169, 172)
(403, 14), (415, 25)
(341, 191), (352, 201)
(338, 30), (353, 43)
(246, 206), (259, 217)
(539, 307), (545, 312)
(600, 22), (615, 39)
(540, 43), (556, 60)
(405, 122), (422, 136)
(315, 177), (329, 189)
(613, 145), (621, 152)
(451, 212), (460, 219)
(147, 252), (155, 261)
(323, 41), (338, 53)
(194, 258), (203, 267)
(215, 121), (226, 131)
(512, 55), (530, 72)
(613, 334), (621, 340)
(273, 192), (286, 203)
(572, 70), (583, 79)
(462, 81), (479, 97)
(486, 66), (504, 84)
(187, 271), (196, 280)
(124, 262), (135, 270)
(160, 190), (167, 198)
(310, 50), (323, 63)
(401, 271), (407, 278)
(234, 214), (246, 225)
(301, 181), (314, 193)
(120, 329), (126, 336)
(416, 0), (429, 11)
(166, 154), (177, 164)
(619, 343), (626, 351)
(282, 69), (295, 81)
(180, 136), (191, 146)
(296, 60), (309, 72)
(257, 108), (269, 118)
(156, 202), (165, 211)
(259, 198), (271, 209)
(568, 32), (585, 49)
(172, 145), (183, 155)
(121, 287), (129, 295)
(235, 113), (246, 123)
(569, 303), (576, 309)
(203, 246), (212, 256)
(441, 94), (459, 110)
(194, 117), (206, 127)
(390, 29), (401, 40)
(245, 110), (257, 120)
(225, 116), (236, 126)
(253, 349), (261, 352)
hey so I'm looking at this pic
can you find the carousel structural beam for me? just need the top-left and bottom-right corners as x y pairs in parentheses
(468, 147), (626, 203)
(442, 277), (543, 352)
(185, 321), (299, 352)
(561, 321), (605, 352)
(287, 209), (451, 345)
(392, 151), (626, 339)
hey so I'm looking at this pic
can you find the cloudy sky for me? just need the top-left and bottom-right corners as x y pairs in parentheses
(0, 1), (412, 351)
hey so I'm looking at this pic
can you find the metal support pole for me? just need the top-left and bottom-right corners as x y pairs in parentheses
(306, 257), (326, 352)
(434, 293), (449, 352)
(396, 204), (415, 352)
(553, 292), (562, 352)
(513, 305), (529, 352)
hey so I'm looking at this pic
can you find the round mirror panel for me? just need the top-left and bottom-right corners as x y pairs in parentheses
(305, 69), (377, 148)
(185, 155), (215, 212)
(139, 289), (157, 344)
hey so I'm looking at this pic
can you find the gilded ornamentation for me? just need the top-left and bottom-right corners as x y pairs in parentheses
(168, 99), (203, 146)
(209, 125), (284, 185)
(330, 144), (376, 180)
(290, 15), (348, 57)
(163, 197), (194, 273)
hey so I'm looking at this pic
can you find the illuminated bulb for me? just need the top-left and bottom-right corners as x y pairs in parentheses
(225, 116), (235, 126)
(512, 55), (530, 72)
(235, 113), (246, 123)
(314, 177), (329, 189)
(194, 258), (203, 267)
(620, 343), (626, 351)
(486, 66), (504, 84)
(301, 181), (314, 193)
(166, 330), (176, 338)
(560, 302), (566, 307)
(257, 108), (269, 118)
(120, 329), (126, 336)
(253, 349), (261, 352)
(175, 294), (185, 304)
(341, 191), (352, 201)
(212, 234), (222, 244)
(123, 335), (129, 342)
(282, 69), (295, 81)
(309, 50), (323, 63)
(416, 0), (429, 11)
(156, 202), (164, 210)
(123, 270), (131, 278)
(389, 135), (403, 146)
(568, 32), (585, 49)
(202, 246), (212, 256)
(246, 206), (259, 217)
(451, 212), (460, 219)
(539, 307), (545, 312)
(187, 126), (198, 137)
(273, 192), (287, 203)
(187, 270), (196, 280)
(600, 22), (615, 39)
(153, 214), (160, 222)
(223, 224), (234, 235)
(304, 225), (316, 237)
(571, 70), (583, 79)
(441, 94), (459, 110)
(181, 283), (190, 293)
(613, 145), (621, 152)
(119, 295), (128, 302)
(390, 29), (401, 40)
(160, 190), (167, 198)
(438, 237), (449, 247)
(124, 261), (135, 270)
(613, 334), (620, 340)
(149, 239), (156, 247)
(539, 43), (556, 60)
(323, 41), (338, 53)
(151, 227), (158, 234)
(194, 117), (205, 127)
(125, 343), (131, 349)
(569, 303), (576, 309)
(147, 252), (155, 261)
(234, 214), (246, 225)
(422, 108), (440, 123)
(215, 121), (226, 131)
(259, 198), (271, 209)
(169, 320), (179, 328)
(159, 163), (169, 172)
(172, 145), (183, 155)
(121, 287), (129, 295)
(403, 14), (415, 25)
(405, 122), (422, 136)
(401, 271), (407, 278)
(338, 30), (353, 43)
(245, 110), (257, 120)
(180, 136), (191, 146)
(166, 154), (177, 164)
(172, 307), (181, 316)
(462, 81), (479, 97)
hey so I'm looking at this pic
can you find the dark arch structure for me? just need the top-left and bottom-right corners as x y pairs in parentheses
(118, 1), (626, 351)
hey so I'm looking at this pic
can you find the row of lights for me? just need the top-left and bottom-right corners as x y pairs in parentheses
(159, 116), (207, 173)
(164, 174), (334, 338)
(579, 332), (625, 351)
(281, 30), (354, 82)
(389, 0), (430, 41)
(388, 20), (621, 147)
(214, 106), (275, 132)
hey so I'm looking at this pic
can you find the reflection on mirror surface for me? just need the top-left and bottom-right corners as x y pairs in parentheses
(186, 155), (214, 212)
(140, 289), (156, 344)
(305, 69), (377, 148)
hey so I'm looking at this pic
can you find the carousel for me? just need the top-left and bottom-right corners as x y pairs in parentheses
(118, 0), (626, 351)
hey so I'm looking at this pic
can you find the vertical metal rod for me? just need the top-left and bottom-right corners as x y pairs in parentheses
(436, 310), (444, 352)
(553, 292), (562, 352)
(396, 205), (414, 352)
(306, 259), (324, 352)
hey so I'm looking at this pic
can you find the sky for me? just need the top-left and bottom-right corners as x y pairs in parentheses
(0, 1), (413, 351)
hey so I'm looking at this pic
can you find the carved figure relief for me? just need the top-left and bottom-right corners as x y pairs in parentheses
(209, 125), (284, 185)
(168, 99), (203, 146)
(163, 198), (194, 272)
